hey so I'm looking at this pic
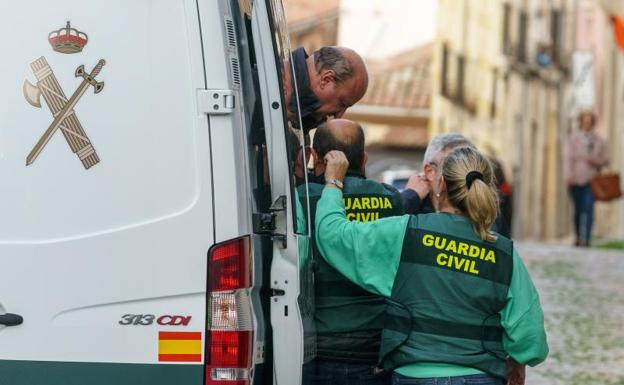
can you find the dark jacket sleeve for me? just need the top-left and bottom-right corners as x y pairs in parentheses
(401, 189), (424, 215)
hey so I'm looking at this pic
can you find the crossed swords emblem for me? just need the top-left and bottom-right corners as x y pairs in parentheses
(23, 56), (105, 169)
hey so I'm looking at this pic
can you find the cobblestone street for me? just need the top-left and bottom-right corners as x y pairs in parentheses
(519, 242), (624, 385)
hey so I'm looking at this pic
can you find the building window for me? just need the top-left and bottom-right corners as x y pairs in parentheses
(456, 55), (465, 104)
(502, 3), (512, 55)
(441, 43), (449, 97)
(550, 9), (562, 64)
(517, 10), (528, 63)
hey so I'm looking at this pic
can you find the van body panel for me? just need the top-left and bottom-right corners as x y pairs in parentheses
(197, 0), (253, 244)
(0, 360), (202, 385)
(0, 0), (309, 384)
(1, 1), (207, 239)
(206, 113), (253, 242)
(0, 0), (212, 374)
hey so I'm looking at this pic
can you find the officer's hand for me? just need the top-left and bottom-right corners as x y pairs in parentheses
(506, 358), (525, 385)
(405, 174), (431, 199)
(324, 150), (349, 182)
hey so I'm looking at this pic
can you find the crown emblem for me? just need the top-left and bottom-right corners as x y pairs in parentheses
(48, 21), (88, 54)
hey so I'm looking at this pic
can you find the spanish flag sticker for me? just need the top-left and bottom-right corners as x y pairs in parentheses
(158, 331), (202, 362)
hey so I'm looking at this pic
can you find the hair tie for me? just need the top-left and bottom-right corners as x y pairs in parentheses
(465, 171), (484, 189)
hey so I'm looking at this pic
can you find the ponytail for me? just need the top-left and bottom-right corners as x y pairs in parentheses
(465, 178), (499, 242)
(442, 147), (499, 242)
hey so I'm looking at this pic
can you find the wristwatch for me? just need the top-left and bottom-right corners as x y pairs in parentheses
(326, 179), (344, 189)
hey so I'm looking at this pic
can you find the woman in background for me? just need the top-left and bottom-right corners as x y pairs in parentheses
(565, 111), (609, 247)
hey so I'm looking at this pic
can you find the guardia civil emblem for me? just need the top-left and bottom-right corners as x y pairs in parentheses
(22, 22), (105, 170)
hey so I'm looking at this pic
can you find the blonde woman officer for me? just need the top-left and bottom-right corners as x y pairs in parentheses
(316, 147), (548, 385)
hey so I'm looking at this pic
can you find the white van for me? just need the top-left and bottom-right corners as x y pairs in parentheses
(0, 1), (314, 384)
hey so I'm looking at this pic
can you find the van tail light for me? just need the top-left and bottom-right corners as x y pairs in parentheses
(206, 237), (253, 385)
(208, 238), (251, 292)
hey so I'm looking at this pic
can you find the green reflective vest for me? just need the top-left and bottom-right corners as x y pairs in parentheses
(301, 174), (404, 363)
(380, 214), (513, 379)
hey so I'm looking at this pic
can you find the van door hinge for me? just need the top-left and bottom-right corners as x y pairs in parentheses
(269, 195), (287, 249)
(197, 89), (235, 115)
(253, 213), (276, 234)
(252, 195), (287, 248)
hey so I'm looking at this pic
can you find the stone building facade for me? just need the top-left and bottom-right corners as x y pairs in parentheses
(430, 0), (624, 241)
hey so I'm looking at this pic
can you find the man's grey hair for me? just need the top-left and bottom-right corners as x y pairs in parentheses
(423, 133), (476, 165)
(313, 46), (353, 83)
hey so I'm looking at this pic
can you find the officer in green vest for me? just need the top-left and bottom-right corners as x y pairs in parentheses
(315, 147), (548, 385)
(300, 119), (403, 385)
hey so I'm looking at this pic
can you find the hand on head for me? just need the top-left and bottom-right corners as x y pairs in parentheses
(323, 150), (349, 182)
(405, 174), (431, 199)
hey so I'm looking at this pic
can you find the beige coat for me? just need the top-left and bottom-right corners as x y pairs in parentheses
(565, 130), (609, 186)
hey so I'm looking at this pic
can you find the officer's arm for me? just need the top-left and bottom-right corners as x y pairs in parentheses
(500, 249), (549, 366)
(315, 187), (409, 297)
(400, 189), (423, 214)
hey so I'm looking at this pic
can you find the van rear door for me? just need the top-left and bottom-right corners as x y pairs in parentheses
(0, 1), (212, 383)
(245, 1), (317, 384)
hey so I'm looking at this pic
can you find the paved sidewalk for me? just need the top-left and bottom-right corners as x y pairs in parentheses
(518, 242), (624, 385)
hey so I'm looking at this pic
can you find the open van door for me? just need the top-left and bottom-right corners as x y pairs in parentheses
(245, 1), (316, 384)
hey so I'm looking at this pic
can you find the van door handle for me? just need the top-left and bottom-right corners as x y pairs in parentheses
(0, 313), (23, 326)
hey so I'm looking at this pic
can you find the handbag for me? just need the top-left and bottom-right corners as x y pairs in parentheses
(590, 171), (622, 201)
